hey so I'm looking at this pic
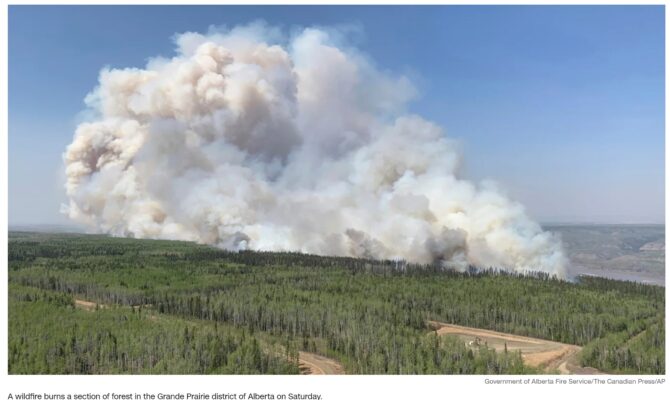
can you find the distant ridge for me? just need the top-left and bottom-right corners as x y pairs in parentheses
(8, 223), (85, 233)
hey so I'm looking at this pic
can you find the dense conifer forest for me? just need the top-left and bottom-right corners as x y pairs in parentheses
(8, 232), (665, 374)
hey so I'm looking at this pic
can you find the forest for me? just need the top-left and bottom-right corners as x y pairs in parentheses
(8, 232), (665, 374)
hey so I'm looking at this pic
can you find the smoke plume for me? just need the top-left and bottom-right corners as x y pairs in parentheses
(63, 24), (568, 277)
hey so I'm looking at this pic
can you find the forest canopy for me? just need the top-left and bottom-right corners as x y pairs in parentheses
(8, 232), (665, 375)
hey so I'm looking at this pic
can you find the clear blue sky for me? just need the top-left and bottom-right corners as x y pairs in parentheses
(8, 5), (665, 225)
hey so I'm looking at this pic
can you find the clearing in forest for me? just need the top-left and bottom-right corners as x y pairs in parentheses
(428, 321), (603, 374)
(298, 351), (345, 375)
(74, 299), (103, 311)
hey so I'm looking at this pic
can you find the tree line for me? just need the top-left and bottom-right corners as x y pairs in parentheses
(8, 232), (665, 374)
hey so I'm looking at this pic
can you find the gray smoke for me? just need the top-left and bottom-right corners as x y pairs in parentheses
(63, 24), (568, 277)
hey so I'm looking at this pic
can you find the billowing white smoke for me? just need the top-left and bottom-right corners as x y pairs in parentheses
(63, 24), (568, 277)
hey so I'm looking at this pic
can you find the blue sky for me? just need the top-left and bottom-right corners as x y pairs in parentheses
(8, 5), (665, 225)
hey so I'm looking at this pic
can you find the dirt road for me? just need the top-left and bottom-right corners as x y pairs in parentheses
(298, 351), (345, 375)
(428, 321), (602, 374)
(74, 298), (345, 375)
(74, 299), (103, 311)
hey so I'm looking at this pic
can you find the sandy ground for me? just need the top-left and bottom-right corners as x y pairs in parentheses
(298, 351), (345, 375)
(75, 299), (150, 311)
(428, 321), (602, 374)
(74, 299), (104, 311)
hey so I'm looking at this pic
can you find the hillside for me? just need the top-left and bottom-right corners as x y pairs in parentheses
(546, 224), (665, 285)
